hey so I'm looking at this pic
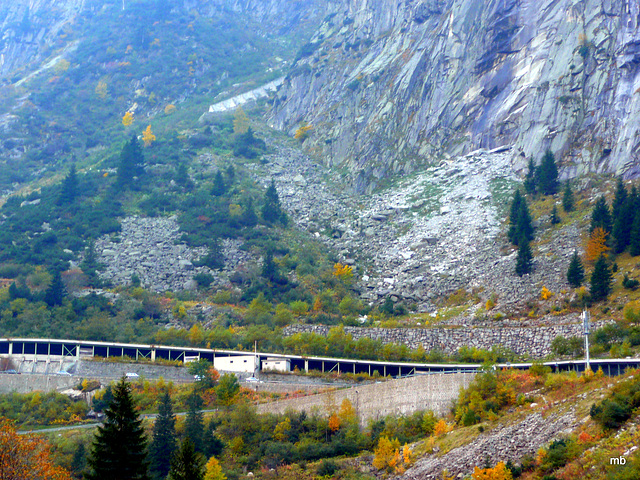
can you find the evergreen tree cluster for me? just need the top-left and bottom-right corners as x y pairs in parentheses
(590, 179), (640, 256)
(523, 149), (559, 196)
(88, 378), (224, 480)
(508, 190), (534, 276)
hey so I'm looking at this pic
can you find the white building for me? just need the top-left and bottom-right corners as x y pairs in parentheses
(262, 357), (291, 372)
(213, 355), (256, 373)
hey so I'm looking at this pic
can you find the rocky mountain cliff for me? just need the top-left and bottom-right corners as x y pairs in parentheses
(270, 0), (640, 192)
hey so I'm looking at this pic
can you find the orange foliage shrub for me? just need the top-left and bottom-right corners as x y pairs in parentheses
(0, 417), (73, 479)
(585, 227), (609, 262)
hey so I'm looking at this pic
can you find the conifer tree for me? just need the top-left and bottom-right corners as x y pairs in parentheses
(45, 269), (66, 307)
(148, 391), (177, 480)
(185, 390), (204, 453)
(590, 253), (612, 302)
(203, 418), (225, 458)
(515, 239), (533, 276)
(239, 197), (258, 227)
(550, 204), (560, 225)
(536, 149), (559, 195)
(86, 377), (150, 480)
(508, 190), (534, 246)
(523, 158), (537, 194)
(117, 135), (145, 189)
(58, 164), (79, 205)
(566, 250), (585, 288)
(631, 211), (640, 256)
(562, 181), (574, 212)
(168, 439), (205, 480)
(611, 178), (632, 253)
(590, 196), (612, 234)
(261, 181), (287, 225)
(225, 165), (235, 186)
(211, 171), (226, 196)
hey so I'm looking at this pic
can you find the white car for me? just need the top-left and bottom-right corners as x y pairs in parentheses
(125, 372), (139, 378)
(245, 376), (259, 383)
(55, 371), (72, 376)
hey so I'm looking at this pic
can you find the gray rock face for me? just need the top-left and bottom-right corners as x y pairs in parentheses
(271, 0), (640, 191)
(283, 321), (606, 358)
(93, 216), (253, 292)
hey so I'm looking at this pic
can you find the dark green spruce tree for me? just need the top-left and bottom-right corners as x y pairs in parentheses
(240, 197), (258, 227)
(523, 157), (537, 194)
(562, 181), (574, 212)
(508, 190), (534, 246)
(590, 196), (612, 234)
(515, 238), (533, 276)
(44, 269), (65, 307)
(58, 164), (79, 205)
(611, 178), (632, 253)
(566, 251), (585, 288)
(86, 376), (150, 480)
(148, 391), (177, 480)
(211, 171), (226, 196)
(536, 149), (559, 195)
(203, 417), (225, 457)
(590, 253), (612, 302)
(261, 181), (287, 225)
(631, 209), (640, 256)
(167, 439), (205, 480)
(185, 390), (204, 453)
(550, 204), (560, 225)
(117, 135), (145, 189)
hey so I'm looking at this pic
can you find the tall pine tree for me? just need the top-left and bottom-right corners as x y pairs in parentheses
(631, 209), (640, 256)
(86, 377), (150, 480)
(562, 181), (574, 212)
(536, 149), (559, 195)
(590, 196), (612, 234)
(590, 253), (612, 302)
(148, 391), (177, 480)
(117, 135), (145, 189)
(58, 164), (79, 205)
(185, 390), (204, 453)
(45, 269), (66, 307)
(566, 250), (585, 288)
(515, 239), (533, 276)
(611, 178), (632, 253)
(523, 158), (537, 194)
(168, 439), (205, 480)
(508, 190), (534, 246)
(261, 181), (287, 225)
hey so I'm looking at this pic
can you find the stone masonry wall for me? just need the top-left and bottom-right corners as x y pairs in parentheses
(283, 323), (603, 358)
(257, 373), (475, 423)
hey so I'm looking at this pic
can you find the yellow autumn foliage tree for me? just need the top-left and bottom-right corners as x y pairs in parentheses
(333, 263), (354, 280)
(471, 461), (513, 480)
(373, 436), (401, 472)
(328, 413), (341, 432)
(164, 104), (176, 115)
(233, 107), (249, 134)
(540, 286), (553, 300)
(122, 111), (134, 126)
(142, 125), (156, 147)
(585, 227), (609, 263)
(434, 419), (450, 436)
(338, 398), (357, 424)
(294, 123), (313, 141)
(204, 456), (226, 480)
(0, 417), (73, 480)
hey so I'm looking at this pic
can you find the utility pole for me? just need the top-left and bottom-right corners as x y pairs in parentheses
(582, 309), (590, 372)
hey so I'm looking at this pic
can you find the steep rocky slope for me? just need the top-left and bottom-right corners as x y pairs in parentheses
(271, 0), (640, 192)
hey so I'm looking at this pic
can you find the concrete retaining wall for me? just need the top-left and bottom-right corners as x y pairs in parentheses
(0, 374), (78, 394)
(257, 373), (474, 423)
